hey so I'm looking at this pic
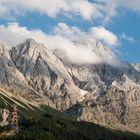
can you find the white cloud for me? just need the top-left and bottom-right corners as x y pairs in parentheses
(99, 0), (118, 24)
(51, 23), (119, 65)
(0, 23), (48, 47)
(47, 35), (102, 64)
(53, 16), (126, 49)
(117, 0), (140, 11)
(54, 23), (118, 46)
(53, 23), (87, 41)
(95, 0), (140, 24)
(97, 0), (140, 10)
(69, 0), (102, 20)
(90, 26), (118, 46)
(120, 32), (135, 43)
(0, 0), (140, 23)
(0, 22), (119, 66)
(0, 0), (103, 21)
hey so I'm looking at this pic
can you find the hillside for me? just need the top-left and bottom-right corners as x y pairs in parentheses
(0, 88), (140, 140)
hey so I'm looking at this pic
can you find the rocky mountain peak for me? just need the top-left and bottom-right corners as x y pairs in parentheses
(10, 38), (42, 59)
(9, 39), (84, 110)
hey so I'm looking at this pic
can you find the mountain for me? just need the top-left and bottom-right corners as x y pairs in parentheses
(65, 63), (140, 133)
(0, 39), (140, 139)
(10, 39), (84, 111)
(0, 42), (51, 107)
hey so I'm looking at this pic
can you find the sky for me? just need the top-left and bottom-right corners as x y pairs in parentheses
(0, 0), (139, 64)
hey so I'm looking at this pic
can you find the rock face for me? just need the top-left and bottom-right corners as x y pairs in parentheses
(10, 39), (83, 110)
(65, 63), (140, 133)
(0, 39), (140, 134)
(0, 43), (28, 89)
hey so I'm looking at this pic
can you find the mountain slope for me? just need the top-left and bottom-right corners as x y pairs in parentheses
(0, 44), (28, 89)
(66, 63), (140, 133)
(0, 88), (140, 140)
(10, 39), (84, 111)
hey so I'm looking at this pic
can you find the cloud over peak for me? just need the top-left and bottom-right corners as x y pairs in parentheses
(54, 23), (118, 46)
(0, 22), (120, 66)
(90, 26), (118, 46)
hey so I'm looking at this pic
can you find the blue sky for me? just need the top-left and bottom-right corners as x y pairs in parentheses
(0, 0), (139, 64)
(108, 10), (140, 63)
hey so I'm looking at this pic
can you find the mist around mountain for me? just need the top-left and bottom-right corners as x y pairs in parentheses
(0, 39), (140, 139)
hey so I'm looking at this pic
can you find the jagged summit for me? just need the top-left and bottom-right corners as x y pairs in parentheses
(26, 38), (37, 43)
